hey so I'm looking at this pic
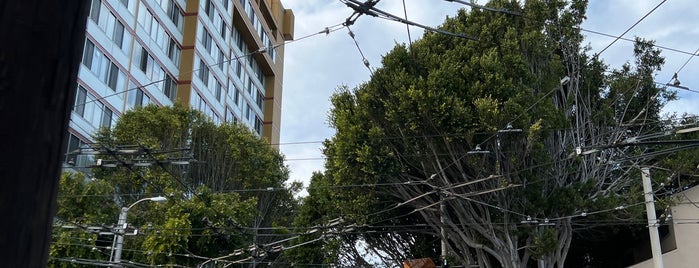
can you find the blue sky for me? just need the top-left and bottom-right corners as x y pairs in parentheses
(278, 0), (699, 194)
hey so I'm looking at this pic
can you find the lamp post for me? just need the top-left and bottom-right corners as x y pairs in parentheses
(111, 196), (167, 265)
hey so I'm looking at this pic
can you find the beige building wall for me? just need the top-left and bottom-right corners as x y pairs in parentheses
(177, 0), (293, 146)
(630, 185), (699, 268)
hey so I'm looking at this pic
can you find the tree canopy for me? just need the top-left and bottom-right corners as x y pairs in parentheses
(286, 0), (696, 267)
(50, 104), (297, 267)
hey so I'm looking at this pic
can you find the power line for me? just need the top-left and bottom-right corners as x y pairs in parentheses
(592, 0), (667, 59)
(346, 26), (374, 75)
(339, 0), (477, 40)
(401, 0), (412, 46)
(76, 21), (347, 109)
(580, 28), (699, 57)
(444, 0), (521, 16)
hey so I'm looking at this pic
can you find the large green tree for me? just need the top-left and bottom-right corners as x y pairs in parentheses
(50, 104), (297, 267)
(292, 0), (684, 267)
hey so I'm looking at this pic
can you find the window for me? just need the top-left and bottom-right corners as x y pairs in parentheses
(137, 2), (153, 30)
(128, 88), (150, 107)
(137, 46), (147, 71)
(163, 75), (177, 101)
(215, 82), (222, 102)
(245, 0), (254, 21)
(245, 105), (251, 120)
(227, 80), (240, 106)
(82, 40), (95, 67)
(136, 46), (164, 82)
(107, 63), (119, 90)
(166, 0), (184, 32)
(198, 60), (210, 86)
(217, 49), (224, 70)
(90, 0), (101, 22)
(190, 91), (202, 110)
(167, 38), (181, 66)
(201, 29), (213, 52)
(214, 14), (225, 39)
(255, 89), (264, 109)
(246, 76), (253, 94)
(65, 134), (85, 164)
(101, 107), (113, 128)
(267, 38), (275, 62)
(234, 87), (240, 105)
(74, 86), (88, 117)
(254, 115), (263, 135)
(225, 106), (235, 123)
(203, 0), (214, 18)
(83, 39), (125, 91)
(74, 85), (113, 129)
(114, 22), (125, 48)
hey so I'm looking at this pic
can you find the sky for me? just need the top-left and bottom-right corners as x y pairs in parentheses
(278, 0), (699, 194)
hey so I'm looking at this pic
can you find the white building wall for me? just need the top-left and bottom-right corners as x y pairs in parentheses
(630, 185), (699, 268)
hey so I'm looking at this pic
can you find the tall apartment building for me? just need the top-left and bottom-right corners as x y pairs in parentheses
(66, 0), (294, 165)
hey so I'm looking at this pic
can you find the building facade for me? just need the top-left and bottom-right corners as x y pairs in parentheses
(629, 184), (699, 268)
(66, 0), (294, 165)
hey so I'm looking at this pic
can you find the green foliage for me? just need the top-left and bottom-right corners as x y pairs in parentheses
(49, 172), (118, 267)
(51, 104), (297, 266)
(294, 0), (688, 267)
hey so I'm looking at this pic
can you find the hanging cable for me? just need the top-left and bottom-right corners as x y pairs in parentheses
(444, 0), (522, 16)
(74, 21), (347, 109)
(346, 26), (374, 75)
(339, 0), (477, 40)
(593, 0), (667, 59)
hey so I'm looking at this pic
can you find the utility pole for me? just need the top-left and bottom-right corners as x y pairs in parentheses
(440, 192), (448, 268)
(641, 167), (664, 268)
(0, 0), (89, 266)
(112, 207), (128, 264)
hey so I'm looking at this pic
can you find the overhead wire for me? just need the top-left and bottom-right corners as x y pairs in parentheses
(338, 0), (477, 40)
(592, 0), (667, 59)
(273, 114), (699, 147)
(67, 1), (699, 262)
(580, 28), (699, 57)
(401, 0), (412, 46)
(75, 21), (347, 109)
(346, 26), (374, 75)
(444, 0), (521, 16)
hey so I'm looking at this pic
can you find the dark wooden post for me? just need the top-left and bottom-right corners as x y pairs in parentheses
(0, 0), (89, 266)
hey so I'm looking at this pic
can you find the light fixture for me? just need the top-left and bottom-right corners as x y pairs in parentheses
(520, 216), (538, 224)
(132, 161), (151, 167)
(539, 218), (555, 226)
(576, 148), (599, 156)
(74, 148), (101, 155)
(169, 160), (190, 165)
(560, 76), (570, 85)
(497, 123), (522, 133)
(466, 144), (490, 154)
(148, 196), (168, 203)
(96, 159), (118, 168)
(676, 126), (699, 134)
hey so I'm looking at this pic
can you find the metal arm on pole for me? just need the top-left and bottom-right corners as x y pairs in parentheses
(110, 196), (167, 265)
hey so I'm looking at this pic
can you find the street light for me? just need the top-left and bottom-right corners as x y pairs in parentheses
(111, 196), (167, 264)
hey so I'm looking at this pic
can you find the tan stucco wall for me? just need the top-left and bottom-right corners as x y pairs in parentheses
(629, 185), (699, 268)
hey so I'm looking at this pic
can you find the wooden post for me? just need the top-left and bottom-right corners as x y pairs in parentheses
(0, 0), (90, 266)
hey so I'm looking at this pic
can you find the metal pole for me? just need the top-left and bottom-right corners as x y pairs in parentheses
(112, 207), (128, 264)
(440, 192), (448, 267)
(641, 167), (664, 268)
